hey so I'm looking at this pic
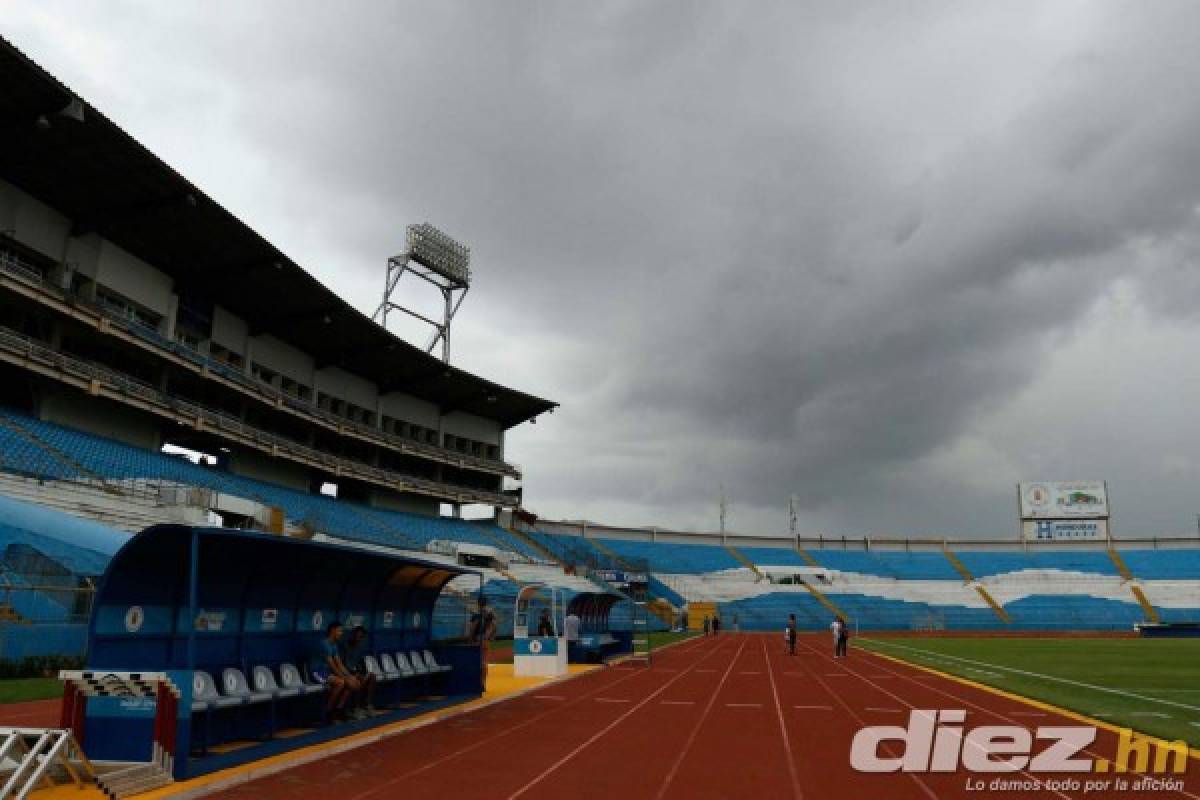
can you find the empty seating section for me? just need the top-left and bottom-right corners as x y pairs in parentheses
(596, 538), (740, 573)
(737, 547), (811, 569)
(954, 550), (1122, 578)
(0, 423), (74, 480)
(1121, 550), (1200, 580)
(0, 409), (540, 558)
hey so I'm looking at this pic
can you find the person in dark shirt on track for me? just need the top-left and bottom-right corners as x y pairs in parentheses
(702, 615), (711, 636)
(835, 616), (850, 658)
(469, 596), (498, 687)
(785, 613), (797, 656)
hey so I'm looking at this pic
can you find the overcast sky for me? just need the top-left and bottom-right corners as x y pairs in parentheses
(7, 2), (1200, 538)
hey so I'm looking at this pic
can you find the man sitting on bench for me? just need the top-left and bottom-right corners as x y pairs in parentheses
(310, 621), (360, 723)
(340, 625), (377, 718)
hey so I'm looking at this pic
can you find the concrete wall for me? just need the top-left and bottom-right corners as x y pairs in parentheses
(0, 178), (71, 262)
(211, 305), (249, 355)
(379, 392), (440, 429)
(248, 334), (313, 384)
(316, 366), (377, 410)
(371, 487), (440, 516)
(229, 448), (311, 492)
(38, 391), (161, 450)
(94, 240), (175, 316)
(442, 411), (502, 445)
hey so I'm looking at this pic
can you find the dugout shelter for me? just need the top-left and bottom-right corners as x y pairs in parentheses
(75, 524), (483, 778)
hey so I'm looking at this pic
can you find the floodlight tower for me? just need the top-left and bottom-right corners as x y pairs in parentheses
(372, 223), (472, 363)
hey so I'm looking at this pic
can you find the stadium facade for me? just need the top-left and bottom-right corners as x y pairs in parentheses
(0, 36), (554, 517)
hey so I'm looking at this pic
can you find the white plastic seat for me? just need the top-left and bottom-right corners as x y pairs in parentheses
(392, 652), (417, 677)
(222, 668), (273, 704)
(407, 651), (430, 676)
(191, 670), (243, 712)
(363, 655), (397, 683)
(379, 653), (403, 679)
(422, 649), (452, 673)
(279, 662), (325, 695)
(253, 665), (301, 699)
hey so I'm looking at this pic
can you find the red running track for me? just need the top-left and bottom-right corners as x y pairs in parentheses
(198, 633), (1200, 800)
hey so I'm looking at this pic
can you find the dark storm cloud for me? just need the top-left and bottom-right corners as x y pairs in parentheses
(9, 2), (1200, 534)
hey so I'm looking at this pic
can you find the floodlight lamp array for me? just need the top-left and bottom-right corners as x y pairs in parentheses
(407, 223), (471, 285)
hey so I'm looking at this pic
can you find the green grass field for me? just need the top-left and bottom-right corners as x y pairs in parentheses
(0, 677), (61, 704)
(858, 636), (1200, 747)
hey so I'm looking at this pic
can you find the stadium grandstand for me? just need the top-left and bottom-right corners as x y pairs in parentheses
(0, 34), (654, 669)
(523, 519), (1200, 633)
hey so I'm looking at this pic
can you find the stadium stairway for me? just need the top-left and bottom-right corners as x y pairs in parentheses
(1107, 547), (1161, 623)
(793, 542), (820, 567)
(942, 547), (1012, 624)
(725, 544), (765, 581)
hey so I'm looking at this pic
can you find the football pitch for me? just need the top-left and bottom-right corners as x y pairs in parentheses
(858, 636), (1200, 748)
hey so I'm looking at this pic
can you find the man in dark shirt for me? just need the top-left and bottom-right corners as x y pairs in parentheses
(536, 608), (555, 637)
(785, 613), (797, 656)
(339, 625), (377, 717)
(309, 621), (358, 722)
(469, 596), (497, 688)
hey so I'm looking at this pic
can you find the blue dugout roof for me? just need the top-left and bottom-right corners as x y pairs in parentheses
(89, 525), (480, 671)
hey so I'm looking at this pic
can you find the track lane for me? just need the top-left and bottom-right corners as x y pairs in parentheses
(211, 635), (717, 800)
(656, 636), (800, 799)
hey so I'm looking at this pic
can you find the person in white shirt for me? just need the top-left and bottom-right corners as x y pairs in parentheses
(830, 617), (841, 658)
(564, 611), (581, 642)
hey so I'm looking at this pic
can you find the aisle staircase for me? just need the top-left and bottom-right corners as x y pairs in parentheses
(1108, 548), (1160, 623)
(725, 545), (765, 582)
(943, 547), (1012, 624)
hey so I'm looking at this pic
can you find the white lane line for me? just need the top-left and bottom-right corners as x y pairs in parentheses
(726, 702), (763, 708)
(793, 704), (833, 711)
(595, 698), (631, 704)
(533, 695), (565, 701)
(863, 639), (1200, 716)
(1130, 711), (1172, 718)
(1191, 722), (1200, 728)
(967, 669), (1002, 678)
(660, 700), (696, 706)
(866, 707), (903, 713)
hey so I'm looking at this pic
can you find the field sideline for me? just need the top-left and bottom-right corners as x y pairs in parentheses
(858, 636), (1200, 748)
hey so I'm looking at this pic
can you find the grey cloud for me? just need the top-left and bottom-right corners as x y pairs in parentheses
(9, 1), (1200, 535)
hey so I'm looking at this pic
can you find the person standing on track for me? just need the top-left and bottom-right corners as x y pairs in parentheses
(712, 615), (720, 636)
(703, 615), (710, 636)
(836, 616), (849, 658)
(785, 613), (797, 656)
(829, 616), (841, 658)
(469, 596), (497, 688)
